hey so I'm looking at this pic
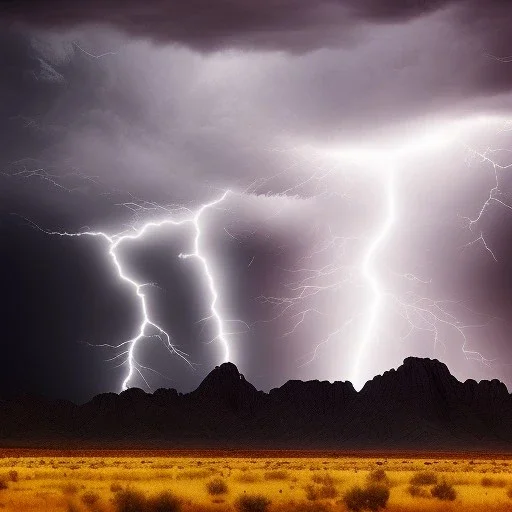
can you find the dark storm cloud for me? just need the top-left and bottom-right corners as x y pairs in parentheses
(0, 0), (510, 54)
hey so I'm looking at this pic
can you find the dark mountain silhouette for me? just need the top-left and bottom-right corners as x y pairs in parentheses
(1, 357), (512, 450)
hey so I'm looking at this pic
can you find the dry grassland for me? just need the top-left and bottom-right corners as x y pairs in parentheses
(0, 451), (511, 511)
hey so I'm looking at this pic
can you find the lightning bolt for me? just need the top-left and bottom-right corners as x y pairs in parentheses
(7, 113), (511, 392)
(252, 116), (507, 388)
(351, 166), (396, 386)
(18, 190), (231, 391)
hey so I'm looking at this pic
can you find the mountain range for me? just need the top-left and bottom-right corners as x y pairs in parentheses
(1, 357), (511, 450)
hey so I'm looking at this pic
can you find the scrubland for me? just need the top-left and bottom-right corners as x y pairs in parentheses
(0, 452), (511, 511)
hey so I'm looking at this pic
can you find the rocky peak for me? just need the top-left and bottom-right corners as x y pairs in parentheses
(191, 362), (262, 412)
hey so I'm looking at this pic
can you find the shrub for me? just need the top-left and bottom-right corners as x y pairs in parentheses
(305, 485), (319, 501)
(367, 470), (390, 487)
(81, 491), (100, 507)
(236, 473), (261, 483)
(0, 479), (8, 490)
(62, 483), (79, 496)
(306, 474), (338, 500)
(111, 482), (123, 493)
(410, 472), (437, 486)
(206, 478), (228, 496)
(407, 485), (429, 498)
(235, 494), (271, 512)
(8, 470), (18, 482)
(305, 482), (338, 501)
(507, 488), (512, 499)
(146, 491), (181, 512)
(311, 474), (336, 486)
(264, 470), (289, 481)
(431, 481), (456, 501)
(113, 489), (147, 512)
(482, 477), (507, 488)
(343, 484), (390, 512)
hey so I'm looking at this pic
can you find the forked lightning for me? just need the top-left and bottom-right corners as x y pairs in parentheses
(21, 190), (230, 391)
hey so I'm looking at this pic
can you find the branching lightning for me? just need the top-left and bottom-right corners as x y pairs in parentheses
(17, 189), (231, 391)
(7, 110), (512, 392)
(251, 116), (509, 389)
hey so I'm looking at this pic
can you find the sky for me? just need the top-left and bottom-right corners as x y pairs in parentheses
(1, 0), (512, 403)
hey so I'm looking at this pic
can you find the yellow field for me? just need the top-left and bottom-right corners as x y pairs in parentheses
(0, 451), (512, 511)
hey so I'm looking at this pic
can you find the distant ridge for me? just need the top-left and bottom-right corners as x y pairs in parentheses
(1, 357), (512, 450)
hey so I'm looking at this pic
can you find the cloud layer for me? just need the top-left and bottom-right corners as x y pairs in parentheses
(1, 2), (512, 400)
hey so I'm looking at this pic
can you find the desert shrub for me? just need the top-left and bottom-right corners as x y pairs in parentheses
(264, 470), (289, 481)
(113, 489), (147, 512)
(305, 485), (321, 501)
(366, 470), (390, 487)
(8, 470), (18, 482)
(62, 483), (79, 496)
(0, 479), (7, 490)
(305, 481), (338, 501)
(311, 474), (336, 486)
(206, 478), (228, 495)
(235, 494), (271, 512)
(343, 484), (389, 512)
(410, 472), (437, 486)
(81, 491), (100, 507)
(431, 481), (456, 501)
(507, 488), (512, 499)
(146, 491), (181, 512)
(407, 485), (429, 498)
(236, 473), (261, 483)
(111, 482), (123, 493)
(482, 477), (507, 488)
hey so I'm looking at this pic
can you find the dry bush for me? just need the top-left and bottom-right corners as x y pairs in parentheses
(482, 477), (507, 488)
(366, 470), (390, 487)
(8, 470), (18, 482)
(264, 470), (289, 481)
(146, 491), (181, 512)
(407, 484), (429, 498)
(304, 482), (338, 501)
(81, 491), (100, 507)
(62, 483), (79, 496)
(113, 489), (147, 512)
(236, 473), (261, 483)
(234, 494), (271, 512)
(507, 488), (512, 499)
(311, 474), (337, 486)
(306, 472), (338, 499)
(0, 479), (7, 490)
(409, 471), (438, 486)
(111, 482), (123, 493)
(431, 481), (456, 501)
(343, 484), (389, 512)
(206, 478), (228, 495)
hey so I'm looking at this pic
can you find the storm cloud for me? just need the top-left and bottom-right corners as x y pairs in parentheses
(1, 1), (512, 401)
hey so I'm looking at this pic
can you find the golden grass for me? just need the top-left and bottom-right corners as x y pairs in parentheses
(0, 453), (510, 511)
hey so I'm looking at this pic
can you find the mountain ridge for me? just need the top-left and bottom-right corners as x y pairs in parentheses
(1, 357), (512, 450)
